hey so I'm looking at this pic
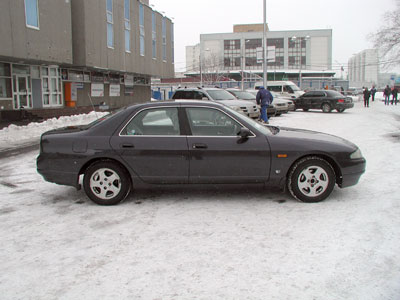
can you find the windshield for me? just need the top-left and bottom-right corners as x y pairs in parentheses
(206, 89), (237, 100)
(224, 105), (278, 136)
(230, 91), (256, 100)
(289, 84), (301, 92)
(83, 107), (126, 129)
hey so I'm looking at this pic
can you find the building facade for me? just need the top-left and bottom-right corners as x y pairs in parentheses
(348, 49), (379, 88)
(186, 25), (334, 87)
(0, 0), (174, 113)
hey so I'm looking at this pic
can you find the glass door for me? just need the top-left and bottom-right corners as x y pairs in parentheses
(13, 75), (32, 109)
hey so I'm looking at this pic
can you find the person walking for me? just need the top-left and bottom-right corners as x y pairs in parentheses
(256, 86), (273, 124)
(391, 87), (398, 105)
(363, 87), (370, 108)
(370, 86), (377, 101)
(384, 85), (391, 105)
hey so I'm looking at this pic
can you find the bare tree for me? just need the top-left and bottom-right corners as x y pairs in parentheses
(369, 0), (400, 70)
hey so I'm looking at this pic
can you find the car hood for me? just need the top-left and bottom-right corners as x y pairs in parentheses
(216, 99), (255, 107)
(272, 126), (358, 151)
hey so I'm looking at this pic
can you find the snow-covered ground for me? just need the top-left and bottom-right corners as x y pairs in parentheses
(1, 98), (400, 300)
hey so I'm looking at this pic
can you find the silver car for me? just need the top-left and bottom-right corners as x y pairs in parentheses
(172, 87), (260, 119)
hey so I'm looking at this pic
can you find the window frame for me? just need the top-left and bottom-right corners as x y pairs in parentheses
(24, 0), (40, 30)
(106, 0), (114, 49)
(124, 0), (131, 53)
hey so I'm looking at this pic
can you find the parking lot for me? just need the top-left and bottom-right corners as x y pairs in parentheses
(1, 100), (400, 300)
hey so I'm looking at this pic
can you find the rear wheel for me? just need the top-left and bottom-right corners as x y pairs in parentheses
(336, 108), (345, 113)
(83, 161), (131, 205)
(287, 156), (335, 203)
(322, 103), (332, 113)
(302, 108), (309, 112)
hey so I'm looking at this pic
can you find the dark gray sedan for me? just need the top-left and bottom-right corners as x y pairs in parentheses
(37, 101), (366, 205)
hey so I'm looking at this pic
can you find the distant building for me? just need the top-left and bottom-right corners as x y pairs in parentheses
(185, 44), (200, 73)
(185, 24), (334, 88)
(0, 0), (174, 114)
(348, 49), (379, 88)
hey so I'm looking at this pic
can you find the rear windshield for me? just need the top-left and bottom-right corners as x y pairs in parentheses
(206, 90), (237, 100)
(229, 91), (255, 100)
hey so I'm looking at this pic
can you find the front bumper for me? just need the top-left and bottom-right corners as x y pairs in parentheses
(338, 157), (366, 188)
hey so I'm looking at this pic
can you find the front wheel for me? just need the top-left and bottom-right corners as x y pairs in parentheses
(83, 161), (131, 205)
(287, 156), (335, 203)
(322, 103), (332, 113)
(302, 108), (309, 112)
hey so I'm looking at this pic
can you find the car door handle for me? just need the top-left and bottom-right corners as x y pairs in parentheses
(121, 143), (135, 148)
(192, 143), (208, 149)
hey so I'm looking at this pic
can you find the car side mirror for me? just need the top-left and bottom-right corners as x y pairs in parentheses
(239, 127), (251, 139)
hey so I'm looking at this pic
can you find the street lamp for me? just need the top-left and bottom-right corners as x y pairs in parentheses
(241, 40), (251, 90)
(200, 48), (210, 86)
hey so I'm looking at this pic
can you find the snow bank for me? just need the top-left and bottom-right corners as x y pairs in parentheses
(0, 111), (108, 151)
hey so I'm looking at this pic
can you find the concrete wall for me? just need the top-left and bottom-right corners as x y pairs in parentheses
(0, 0), (72, 64)
(73, 83), (150, 108)
(71, 0), (174, 78)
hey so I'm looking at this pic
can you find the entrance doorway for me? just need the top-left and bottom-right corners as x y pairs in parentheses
(13, 75), (32, 109)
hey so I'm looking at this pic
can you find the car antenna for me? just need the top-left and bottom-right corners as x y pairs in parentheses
(87, 93), (99, 119)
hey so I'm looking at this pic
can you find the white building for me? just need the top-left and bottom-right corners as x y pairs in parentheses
(185, 24), (334, 87)
(348, 49), (379, 88)
(186, 44), (200, 73)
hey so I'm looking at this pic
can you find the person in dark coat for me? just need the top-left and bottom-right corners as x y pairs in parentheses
(370, 86), (377, 101)
(363, 87), (370, 108)
(391, 87), (398, 105)
(384, 85), (391, 105)
(256, 86), (273, 124)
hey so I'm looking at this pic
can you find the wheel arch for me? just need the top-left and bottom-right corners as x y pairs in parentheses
(286, 154), (342, 185)
(79, 157), (133, 187)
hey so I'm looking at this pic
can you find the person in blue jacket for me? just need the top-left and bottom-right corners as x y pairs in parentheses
(256, 86), (273, 124)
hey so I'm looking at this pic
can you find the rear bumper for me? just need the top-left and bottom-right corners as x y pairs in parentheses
(37, 154), (79, 188)
(337, 103), (354, 109)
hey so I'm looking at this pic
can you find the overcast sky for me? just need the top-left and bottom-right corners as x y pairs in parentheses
(150, 0), (396, 73)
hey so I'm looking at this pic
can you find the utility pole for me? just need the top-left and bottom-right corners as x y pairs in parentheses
(263, 0), (267, 88)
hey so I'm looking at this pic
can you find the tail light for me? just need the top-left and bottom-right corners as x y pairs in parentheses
(338, 99), (345, 103)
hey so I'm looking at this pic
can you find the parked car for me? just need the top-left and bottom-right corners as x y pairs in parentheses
(171, 87), (260, 119)
(226, 88), (277, 117)
(37, 101), (366, 205)
(294, 90), (354, 113)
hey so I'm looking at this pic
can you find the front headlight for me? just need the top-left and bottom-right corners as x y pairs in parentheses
(231, 106), (243, 112)
(350, 148), (363, 159)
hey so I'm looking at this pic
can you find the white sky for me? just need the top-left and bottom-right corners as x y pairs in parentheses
(150, 0), (396, 73)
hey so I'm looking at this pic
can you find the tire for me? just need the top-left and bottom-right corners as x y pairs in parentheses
(83, 161), (131, 205)
(302, 108), (309, 112)
(322, 103), (332, 113)
(336, 108), (345, 113)
(287, 156), (335, 203)
(275, 112), (282, 116)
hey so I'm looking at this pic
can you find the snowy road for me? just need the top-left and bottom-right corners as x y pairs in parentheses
(1, 99), (400, 300)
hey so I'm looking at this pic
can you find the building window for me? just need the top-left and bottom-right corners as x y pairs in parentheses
(0, 63), (12, 99)
(152, 12), (156, 59)
(162, 18), (167, 61)
(223, 39), (241, 70)
(24, 0), (39, 29)
(288, 37), (307, 69)
(124, 0), (130, 52)
(41, 66), (62, 107)
(171, 23), (174, 63)
(139, 3), (145, 56)
(106, 0), (113, 48)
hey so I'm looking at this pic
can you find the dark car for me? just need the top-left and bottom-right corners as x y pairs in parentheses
(37, 101), (366, 205)
(294, 90), (354, 113)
